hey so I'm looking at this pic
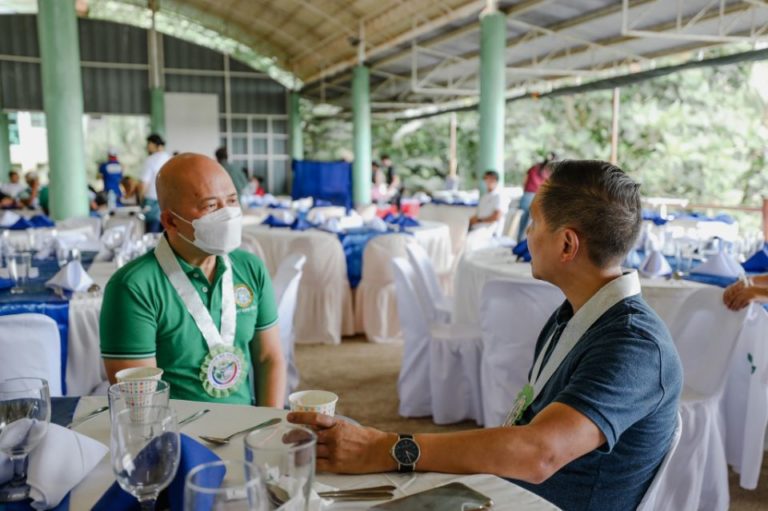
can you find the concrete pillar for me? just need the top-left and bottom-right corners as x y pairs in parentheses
(37, 0), (88, 219)
(150, 87), (165, 136)
(478, 9), (506, 188)
(352, 65), (371, 206)
(0, 111), (11, 178)
(289, 91), (303, 160)
(148, 3), (165, 136)
(610, 88), (620, 164)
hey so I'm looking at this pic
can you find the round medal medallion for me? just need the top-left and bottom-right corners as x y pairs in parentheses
(199, 345), (248, 398)
(234, 284), (253, 308)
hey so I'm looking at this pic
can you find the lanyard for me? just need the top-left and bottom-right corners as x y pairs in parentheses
(528, 272), (641, 406)
(155, 236), (235, 349)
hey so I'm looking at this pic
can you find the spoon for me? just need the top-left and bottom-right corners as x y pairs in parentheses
(199, 417), (281, 445)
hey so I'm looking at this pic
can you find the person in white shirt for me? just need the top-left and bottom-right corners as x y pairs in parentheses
(140, 133), (171, 233)
(469, 170), (504, 230)
(1, 170), (27, 198)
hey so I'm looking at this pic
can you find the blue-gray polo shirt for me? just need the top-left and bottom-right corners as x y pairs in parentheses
(512, 294), (683, 511)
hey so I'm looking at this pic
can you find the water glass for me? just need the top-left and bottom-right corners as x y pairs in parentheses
(244, 424), (316, 511)
(111, 406), (180, 511)
(108, 379), (170, 423)
(185, 461), (269, 511)
(7, 253), (30, 295)
(0, 378), (51, 502)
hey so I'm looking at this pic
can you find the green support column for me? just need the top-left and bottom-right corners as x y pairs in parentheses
(150, 87), (165, 136)
(352, 65), (371, 206)
(0, 112), (11, 177)
(37, 0), (88, 220)
(289, 91), (303, 160)
(478, 11), (506, 188)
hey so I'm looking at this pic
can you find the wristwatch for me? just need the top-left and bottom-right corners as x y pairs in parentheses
(391, 433), (421, 473)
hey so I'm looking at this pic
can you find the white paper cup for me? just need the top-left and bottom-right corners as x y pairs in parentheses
(115, 367), (163, 382)
(113, 368), (165, 421)
(289, 390), (338, 417)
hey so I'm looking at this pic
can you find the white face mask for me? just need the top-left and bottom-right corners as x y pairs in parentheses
(172, 206), (243, 256)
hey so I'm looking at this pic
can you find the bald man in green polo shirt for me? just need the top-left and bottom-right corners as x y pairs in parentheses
(100, 153), (286, 406)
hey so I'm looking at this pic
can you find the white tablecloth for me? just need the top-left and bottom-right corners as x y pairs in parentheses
(68, 397), (558, 510)
(418, 203), (476, 260)
(243, 222), (453, 344)
(453, 247), (709, 326)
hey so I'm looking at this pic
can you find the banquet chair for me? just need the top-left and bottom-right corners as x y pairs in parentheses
(272, 254), (306, 400)
(636, 412), (683, 511)
(355, 234), (412, 343)
(653, 287), (749, 511)
(502, 209), (523, 242)
(479, 279), (564, 427)
(240, 231), (267, 261)
(406, 243), (451, 324)
(392, 258), (482, 424)
(0, 313), (62, 396)
(57, 216), (102, 241)
(104, 214), (144, 241)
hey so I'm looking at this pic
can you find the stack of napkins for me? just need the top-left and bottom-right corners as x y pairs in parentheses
(322, 217), (342, 233)
(365, 217), (388, 232)
(639, 250), (672, 278)
(0, 423), (107, 510)
(46, 260), (94, 292)
(691, 251), (743, 278)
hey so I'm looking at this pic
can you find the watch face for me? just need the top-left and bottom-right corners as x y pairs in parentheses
(394, 438), (420, 465)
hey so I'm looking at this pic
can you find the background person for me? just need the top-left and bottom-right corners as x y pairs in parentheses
(139, 133), (171, 233)
(518, 152), (556, 241)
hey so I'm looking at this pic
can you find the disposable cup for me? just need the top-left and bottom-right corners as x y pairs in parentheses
(288, 390), (338, 417)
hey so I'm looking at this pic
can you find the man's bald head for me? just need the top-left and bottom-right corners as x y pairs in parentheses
(156, 153), (234, 211)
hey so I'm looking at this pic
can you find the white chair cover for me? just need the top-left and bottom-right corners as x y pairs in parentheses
(273, 254), (306, 398)
(502, 209), (523, 241)
(406, 243), (451, 323)
(429, 322), (483, 425)
(479, 279), (564, 427)
(418, 203), (475, 260)
(355, 234), (412, 343)
(56, 216), (102, 241)
(240, 231), (267, 261)
(66, 294), (106, 396)
(392, 258), (432, 417)
(104, 215), (144, 241)
(307, 206), (346, 224)
(0, 314), (62, 396)
(657, 287), (749, 511)
(637, 412), (683, 511)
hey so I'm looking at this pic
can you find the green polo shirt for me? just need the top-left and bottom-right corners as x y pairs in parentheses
(100, 245), (278, 405)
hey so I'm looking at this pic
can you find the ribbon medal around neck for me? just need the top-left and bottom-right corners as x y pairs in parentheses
(155, 237), (247, 398)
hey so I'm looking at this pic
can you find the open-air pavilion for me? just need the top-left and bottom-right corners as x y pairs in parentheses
(0, 1), (767, 510)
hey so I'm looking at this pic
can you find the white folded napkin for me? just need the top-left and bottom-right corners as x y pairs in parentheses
(322, 217), (342, 233)
(639, 249), (672, 278)
(0, 210), (21, 227)
(46, 260), (94, 292)
(365, 217), (388, 232)
(338, 215), (364, 230)
(0, 423), (108, 510)
(272, 210), (296, 225)
(692, 251), (744, 278)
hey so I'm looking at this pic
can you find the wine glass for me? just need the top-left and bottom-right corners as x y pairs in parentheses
(244, 424), (316, 511)
(185, 460), (269, 511)
(111, 406), (180, 511)
(0, 378), (51, 502)
(7, 253), (30, 295)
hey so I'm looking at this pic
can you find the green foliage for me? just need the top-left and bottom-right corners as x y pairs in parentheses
(302, 61), (767, 206)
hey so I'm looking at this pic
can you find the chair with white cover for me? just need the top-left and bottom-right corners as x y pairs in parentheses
(240, 231), (267, 261)
(57, 216), (102, 241)
(0, 314), (62, 396)
(391, 258), (433, 417)
(392, 257), (482, 424)
(637, 412), (683, 511)
(502, 209), (524, 242)
(479, 279), (564, 427)
(272, 254), (306, 398)
(406, 243), (451, 323)
(104, 214), (144, 241)
(355, 234), (412, 343)
(653, 287), (749, 511)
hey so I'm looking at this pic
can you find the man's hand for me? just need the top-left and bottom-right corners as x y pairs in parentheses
(723, 280), (758, 311)
(287, 412), (397, 474)
(469, 215), (478, 226)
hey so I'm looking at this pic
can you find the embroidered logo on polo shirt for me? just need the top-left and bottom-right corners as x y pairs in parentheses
(234, 284), (253, 308)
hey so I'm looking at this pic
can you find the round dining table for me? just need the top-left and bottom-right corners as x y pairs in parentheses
(69, 396), (559, 510)
(453, 247), (710, 327)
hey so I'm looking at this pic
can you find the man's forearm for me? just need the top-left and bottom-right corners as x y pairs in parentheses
(257, 356), (286, 408)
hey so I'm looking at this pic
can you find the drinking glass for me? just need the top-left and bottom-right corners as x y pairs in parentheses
(244, 424), (316, 511)
(111, 406), (180, 511)
(7, 253), (30, 295)
(108, 380), (170, 423)
(0, 378), (51, 502)
(185, 461), (269, 511)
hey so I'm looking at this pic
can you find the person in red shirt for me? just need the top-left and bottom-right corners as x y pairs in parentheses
(249, 175), (266, 197)
(518, 151), (556, 241)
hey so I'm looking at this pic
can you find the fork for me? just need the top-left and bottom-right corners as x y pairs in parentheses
(198, 417), (281, 445)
